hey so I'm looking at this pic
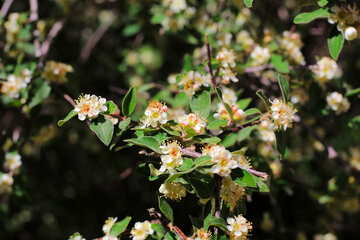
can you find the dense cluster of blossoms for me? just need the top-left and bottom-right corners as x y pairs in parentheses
(290, 87), (309, 105)
(130, 220), (154, 240)
(269, 98), (297, 131)
(280, 31), (305, 65)
(328, 3), (360, 41)
(178, 71), (211, 96)
(159, 141), (183, 173)
(0, 69), (32, 99)
(202, 145), (246, 177)
(227, 215), (252, 240)
(250, 45), (270, 67)
(326, 92), (350, 114)
(236, 30), (254, 51)
(178, 113), (206, 134)
(214, 103), (246, 122)
(195, 228), (212, 240)
(4, 13), (25, 43)
(220, 177), (246, 211)
(159, 182), (187, 200)
(312, 57), (342, 83)
(157, 0), (195, 31)
(0, 152), (22, 194)
(141, 100), (168, 127)
(216, 48), (238, 84)
(74, 94), (108, 121)
(42, 61), (73, 84)
(257, 120), (275, 142)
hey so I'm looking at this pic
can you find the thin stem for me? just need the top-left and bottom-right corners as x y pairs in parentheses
(0, 0), (14, 18)
(29, 0), (38, 22)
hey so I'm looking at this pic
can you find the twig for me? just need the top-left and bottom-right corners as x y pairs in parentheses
(244, 64), (272, 73)
(0, 0), (13, 18)
(80, 12), (117, 62)
(205, 34), (219, 88)
(29, 0), (38, 22)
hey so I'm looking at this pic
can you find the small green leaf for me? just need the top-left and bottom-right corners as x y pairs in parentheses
(188, 177), (213, 198)
(256, 90), (270, 110)
(158, 196), (173, 222)
(237, 98), (252, 110)
(275, 130), (286, 157)
(190, 90), (211, 118)
(183, 54), (193, 71)
(105, 101), (117, 114)
(109, 216), (132, 237)
(328, 27), (344, 60)
(222, 133), (238, 148)
(192, 135), (221, 144)
(160, 125), (181, 136)
(28, 78), (51, 108)
(317, 0), (328, 7)
(216, 88), (233, 116)
(231, 168), (257, 188)
(253, 176), (269, 192)
(119, 118), (131, 129)
(122, 87), (136, 116)
(294, 8), (329, 24)
(271, 54), (290, 74)
(244, 0), (253, 8)
(278, 74), (290, 102)
(237, 126), (257, 142)
(164, 231), (177, 240)
(58, 109), (77, 127)
(151, 14), (166, 24)
(177, 158), (194, 171)
(345, 88), (360, 97)
(204, 215), (228, 232)
(151, 223), (167, 239)
(194, 155), (212, 167)
(90, 115), (114, 146)
(124, 136), (162, 154)
(123, 23), (140, 36)
(245, 108), (261, 115)
(207, 119), (228, 130)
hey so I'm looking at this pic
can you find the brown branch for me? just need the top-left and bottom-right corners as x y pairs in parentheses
(80, 12), (117, 62)
(0, 0), (13, 18)
(29, 0), (38, 22)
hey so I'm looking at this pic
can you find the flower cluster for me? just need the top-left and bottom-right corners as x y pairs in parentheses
(1, 69), (32, 99)
(312, 57), (342, 83)
(130, 220), (154, 240)
(42, 61), (73, 84)
(236, 30), (254, 51)
(220, 177), (246, 211)
(227, 215), (252, 240)
(159, 182), (187, 200)
(102, 217), (118, 236)
(195, 228), (212, 240)
(269, 98), (297, 131)
(74, 94), (108, 121)
(178, 71), (211, 96)
(159, 141), (183, 174)
(250, 45), (270, 67)
(4, 13), (26, 43)
(141, 100), (168, 128)
(202, 145), (238, 177)
(216, 48), (238, 84)
(258, 120), (275, 142)
(328, 4), (360, 41)
(280, 31), (305, 65)
(214, 103), (246, 122)
(178, 113), (206, 134)
(0, 151), (22, 194)
(326, 92), (350, 115)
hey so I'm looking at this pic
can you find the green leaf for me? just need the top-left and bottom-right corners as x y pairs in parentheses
(183, 54), (193, 71)
(253, 176), (269, 192)
(190, 90), (211, 118)
(318, 0), (328, 7)
(192, 135), (221, 144)
(278, 74), (290, 102)
(119, 118), (131, 129)
(160, 125), (181, 136)
(188, 176), (213, 198)
(244, 0), (253, 8)
(122, 87), (136, 116)
(58, 109), (77, 127)
(124, 136), (162, 154)
(245, 108), (261, 115)
(231, 168), (257, 188)
(105, 101), (117, 114)
(123, 23), (140, 36)
(237, 126), (257, 142)
(348, 115), (360, 128)
(158, 196), (173, 222)
(222, 133), (238, 148)
(345, 88), (360, 97)
(204, 215), (228, 232)
(27, 78), (51, 108)
(271, 54), (290, 74)
(207, 119), (228, 130)
(215, 88), (232, 116)
(109, 216), (132, 237)
(328, 27), (344, 60)
(275, 130), (286, 157)
(151, 14), (166, 24)
(256, 90), (270, 110)
(177, 158), (194, 171)
(194, 155), (212, 167)
(164, 231), (177, 240)
(237, 98), (252, 110)
(90, 115), (114, 146)
(294, 8), (329, 24)
(151, 223), (167, 239)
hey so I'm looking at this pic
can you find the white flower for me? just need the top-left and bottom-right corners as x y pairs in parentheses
(270, 98), (297, 131)
(313, 57), (342, 83)
(102, 217), (118, 235)
(227, 215), (252, 240)
(280, 31), (305, 65)
(213, 103), (245, 122)
(4, 152), (22, 172)
(221, 87), (237, 105)
(220, 68), (238, 84)
(1, 69), (32, 99)
(258, 120), (275, 142)
(326, 92), (350, 114)
(159, 141), (183, 174)
(140, 100), (168, 128)
(216, 48), (236, 69)
(102, 236), (118, 240)
(203, 145), (238, 177)
(178, 113), (206, 134)
(130, 221), (154, 240)
(170, 0), (187, 13)
(159, 182), (186, 200)
(42, 61), (73, 84)
(236, 30), (254, 51)
(0, 173), (14, 194)
(178, 71), (211, 96)
(344, 26), (358, 41)
(217, 32), (232, 46)
(74, 94), (108, 121)
(195, 228), (212, 240)
(250, 46), (270, 66)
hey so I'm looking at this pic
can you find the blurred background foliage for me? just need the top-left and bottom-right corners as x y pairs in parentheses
(1, 0), (360, 239)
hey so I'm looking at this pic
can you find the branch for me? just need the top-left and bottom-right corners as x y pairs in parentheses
(0, 0), (13, 18)
(29, 0), (38, 22)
